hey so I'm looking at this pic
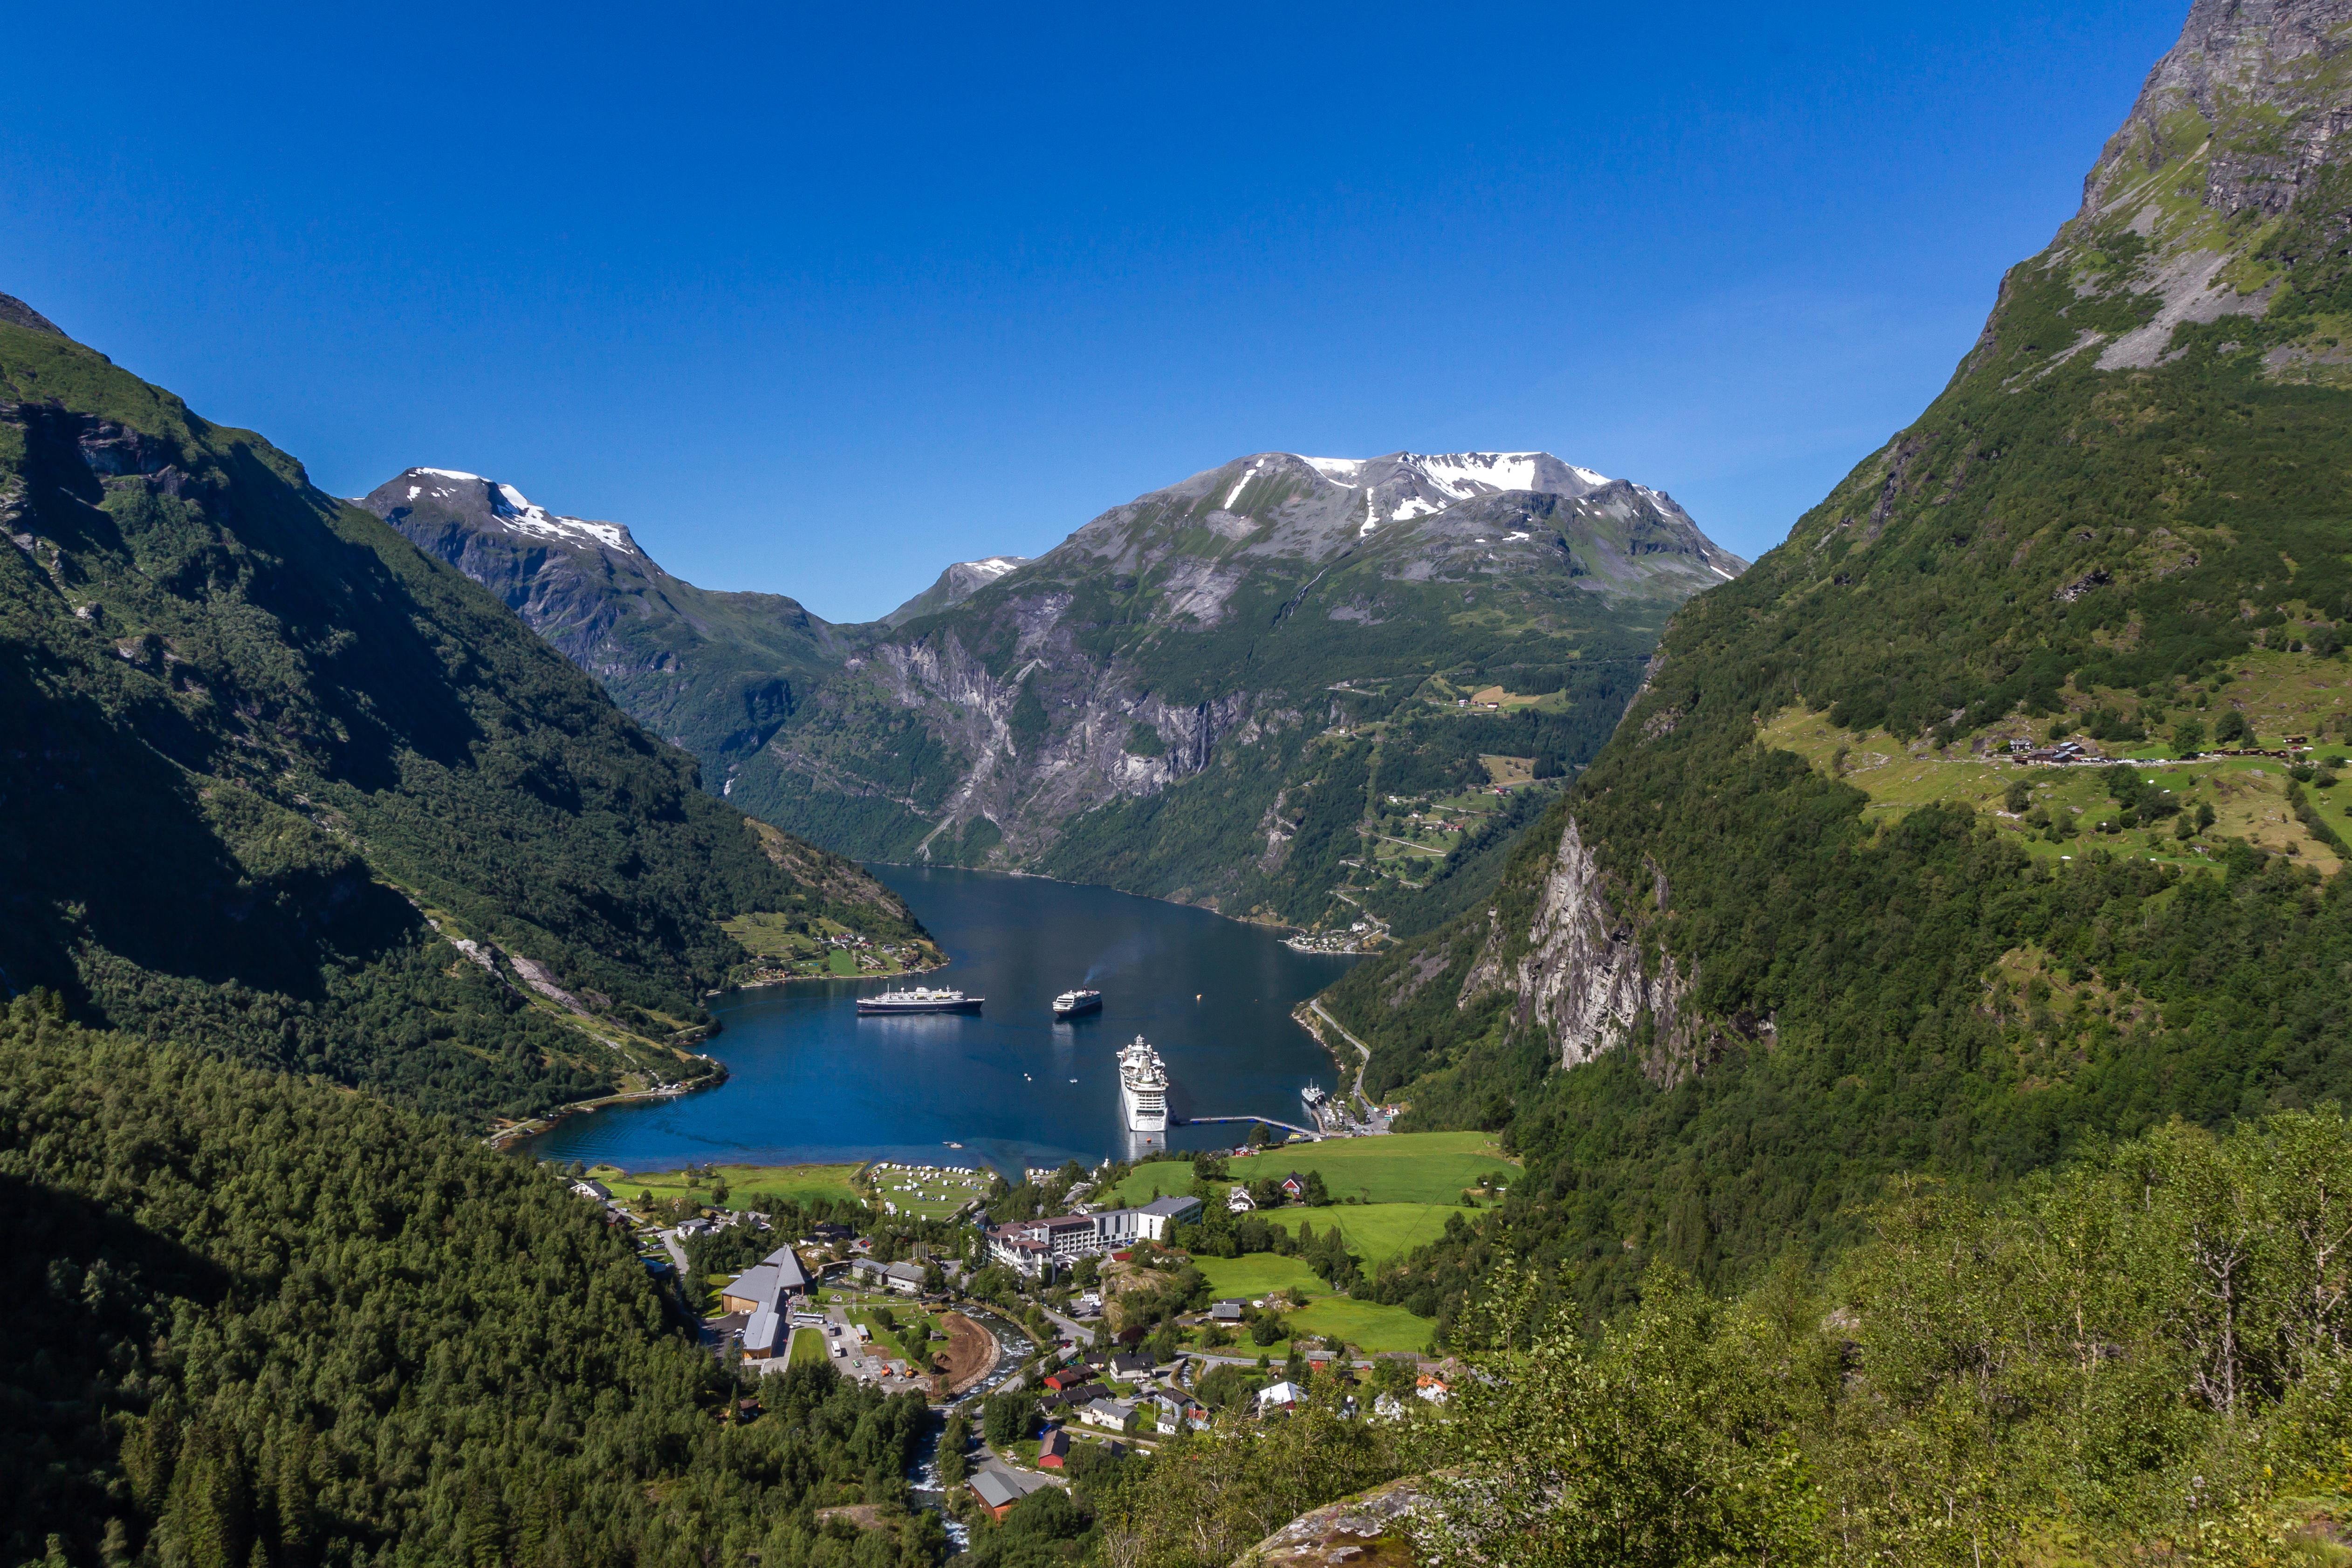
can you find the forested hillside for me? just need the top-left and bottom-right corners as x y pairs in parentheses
(1322, 0), (2352, 1328)
(0, 993), (938, 1568)
(0, 304), (930, 1123)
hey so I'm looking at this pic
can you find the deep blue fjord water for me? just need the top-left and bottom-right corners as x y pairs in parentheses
(524, 865), (1360, 1178)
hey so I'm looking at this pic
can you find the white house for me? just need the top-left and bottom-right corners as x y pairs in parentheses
(1256, 1380), (1305, 1413)
(1080, 1397), (1135, 1431)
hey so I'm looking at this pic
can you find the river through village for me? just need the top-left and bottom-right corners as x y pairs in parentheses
(526, 865), (1362, 1177)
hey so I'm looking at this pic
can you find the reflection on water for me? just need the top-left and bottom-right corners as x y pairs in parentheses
(526, 866), (1358, 1174)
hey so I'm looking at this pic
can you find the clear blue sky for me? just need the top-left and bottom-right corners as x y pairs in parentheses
(6, 1), (2187, 622)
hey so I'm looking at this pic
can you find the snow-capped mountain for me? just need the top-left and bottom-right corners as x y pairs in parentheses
(735, 445), (1747, 922)
(358, 447), (1745, 936)
(371, 468), (643, 555)
(1055, 450), (1743, 594)
(358, 466), (850, 765)
(1299, 451), (1612, 530)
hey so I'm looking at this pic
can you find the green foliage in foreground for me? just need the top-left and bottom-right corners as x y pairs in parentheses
(1116, 1110), (2352, 1568)
(0, 996), (936, 1568)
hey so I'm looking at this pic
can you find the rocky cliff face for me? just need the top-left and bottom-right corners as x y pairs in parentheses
(1456, 817), (1708, 1085)
(734, 449), (1742, 927)
(1958, 0), (2352, 378)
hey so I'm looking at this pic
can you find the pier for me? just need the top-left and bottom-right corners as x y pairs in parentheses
(1180, 1115), (1325, 1140)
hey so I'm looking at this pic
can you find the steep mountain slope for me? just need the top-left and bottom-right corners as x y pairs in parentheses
(361, 467), (856, 772)
(735, 451), (1745, 929)
(1324, 0), (2352, 1324)
(0, 303), (930, 1122)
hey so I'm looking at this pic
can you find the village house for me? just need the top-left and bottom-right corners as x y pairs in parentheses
(570, 1178), (611, 1203)
(1037, 1427), (1070, 1470)
(1080, 1397), (1136, 1431)
(968, 1472), (1021, 1520)
(968, 1465), (1056, 1520)
(1226, 1184), (1255, 1213)
(849, 1257), (928, 1294)
(1279, 1172), (1307, 1200)
(1256, 1380), (1305, 1413)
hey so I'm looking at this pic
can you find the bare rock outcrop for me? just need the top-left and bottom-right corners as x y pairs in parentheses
(1460, 817), (1707, 1086)
(1236, 1475), (1432, 1567)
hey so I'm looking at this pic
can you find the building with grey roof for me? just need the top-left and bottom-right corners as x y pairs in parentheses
(720, 1245), (813, 1357)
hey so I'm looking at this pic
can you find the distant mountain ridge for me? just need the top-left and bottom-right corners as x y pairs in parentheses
(361, 445), (1739, 932)
(738, 448), (1744, 929)
(881, 554), (1030, 628)
(363, 466), (854, 766)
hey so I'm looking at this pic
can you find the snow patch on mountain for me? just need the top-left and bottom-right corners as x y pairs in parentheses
(1296, 451), (1612, 499)
(488, 482), (636, 554)
(1222, 459), (1266, 509)
(378, 467), (638, 554)
(1408, 452), (1551, 497)
(966, 556), (1024, 578)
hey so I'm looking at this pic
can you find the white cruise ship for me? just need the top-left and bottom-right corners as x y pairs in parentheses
(1118, 1034), (1169, 1132)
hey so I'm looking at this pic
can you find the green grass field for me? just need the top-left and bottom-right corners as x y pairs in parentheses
(1104, 1131), (1516, 1208)
(1189, 1253), (1327, 1301)
(789, 1326), (829, 1365)
(587, 1162), (865, 1213)
(1270, 1203), (1473, 1268)
(1759, 665), (2352, 876)
(1175, 1224), (1447, 1356)
(1284, 1296), (1434, 1354)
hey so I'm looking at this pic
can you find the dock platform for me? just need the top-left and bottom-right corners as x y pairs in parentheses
(1180, 1115), (1324, 1140)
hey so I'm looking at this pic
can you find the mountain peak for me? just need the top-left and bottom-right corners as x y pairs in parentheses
(1998, 0), (2352, 375)
(880, 554), (1034, 628)
(0, 293), (65, 337)
(1300, 450), (1611, 498)
(363, 467), (640, 555)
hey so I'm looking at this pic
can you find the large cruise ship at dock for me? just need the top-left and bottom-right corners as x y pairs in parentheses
(855, 986), (982, 1015)
(1118, 1034), (1169, 1132)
